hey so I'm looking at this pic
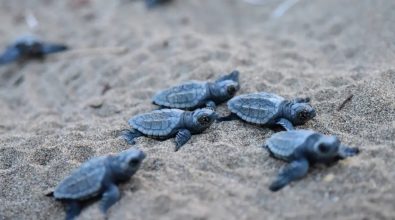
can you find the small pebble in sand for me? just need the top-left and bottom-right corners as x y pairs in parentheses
(323, 173), (335, 182)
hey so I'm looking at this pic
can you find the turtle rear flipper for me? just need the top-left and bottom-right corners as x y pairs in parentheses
(45, 190), (54, 197)
(120, 129), (144, 145)
(269, 159), (309, 192)
(0, 47), (21, 65)
(216, 113), (239, 122)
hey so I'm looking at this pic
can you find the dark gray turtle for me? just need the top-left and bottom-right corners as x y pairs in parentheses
(51, 149), (145, 220)
(122, 108), (217, 151)
(217, 92), (316, 130)
(0, 35), (68, 65)
(264, 130), (359, 191)
(145, 0), (173, 8)
(153, 70), (240, 110)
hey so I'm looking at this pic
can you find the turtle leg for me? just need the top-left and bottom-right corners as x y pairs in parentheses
(41, 43), (68, 55)
(0, 47), (21, 65)
(205, 101), (216, 111)
(157, 105), (168, 110)
(269, 159), (309, 192)
(100, 184), (120, 214)
(276, 118), (295, 131)
(292, 97), (311, 103)
(152, 101), (168, 110)
(64, 200), (82, 220)
(338, 145), (359, 159)
(120, 129), (144, 144)
(174, 129), (192, 151)
(216, 113), (239, 122)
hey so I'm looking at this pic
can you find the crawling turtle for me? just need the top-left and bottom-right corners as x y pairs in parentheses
(0, 35), (68, 65)
(153, 70), (240, 110)
(264, 130), (359, 191)
(49, 149), (145, 220)
(217, 92), (316, 130)
(122, 108), (216, 151)
(145, 0), (173, 8)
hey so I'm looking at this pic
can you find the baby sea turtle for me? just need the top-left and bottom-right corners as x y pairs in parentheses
(49, 149), (145, 220)
(0, 35), (68, 65)
(122, 108), (217, 151)
(264, 130), (359, 191)
(153, 70), (240, 110)
(145, 0), (173, 8)
(217, 92), (316, 130)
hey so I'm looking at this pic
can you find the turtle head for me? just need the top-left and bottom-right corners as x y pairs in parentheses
(192, 108), (217, 130)
(212, 70), (240, 101)
(111, 149), (146, 180)
(14, 35), (43, 56)
(310, 135), (341, 161)
(289, 102), (316, 125)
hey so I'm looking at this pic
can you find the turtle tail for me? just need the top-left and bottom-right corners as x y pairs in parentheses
(120, 129), (143, 145)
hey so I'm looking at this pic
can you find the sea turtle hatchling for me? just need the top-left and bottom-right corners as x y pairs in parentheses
(49, 149), (145, 220)
(122, 108), (217, 151)
(217, 92), (316, 130)
(0, 35), (68, 65)
(264, 130), (359, 191)
(153, 70), (240, 110)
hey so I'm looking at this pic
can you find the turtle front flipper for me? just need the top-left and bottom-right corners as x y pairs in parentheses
(215, 70), (240, 83)
(338, 145), (359, 159)
(65, 201), (82, 220)
(41, 43), (68, 55)
(175, 129), (192, 151)
(121, 129), (144, 144)
(0, 47), (21, 65)
(216, 113), (239, 122)
(269, 159), (309, 192)
(205, 101), (216, 111)
(99, 184), (120, 214)
(276, 118), (294, 131)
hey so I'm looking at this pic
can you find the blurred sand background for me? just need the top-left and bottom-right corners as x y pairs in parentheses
(0, 0), (394, 219)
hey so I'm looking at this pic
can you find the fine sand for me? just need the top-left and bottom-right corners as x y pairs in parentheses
(0, 0), (394, 219)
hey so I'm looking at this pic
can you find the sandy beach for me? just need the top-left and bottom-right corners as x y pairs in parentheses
(0, 0), (394, 219)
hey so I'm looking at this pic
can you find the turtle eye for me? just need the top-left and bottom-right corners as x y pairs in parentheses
(129, 158), (140, 166)
(318, 144), (330, 153)
(227, 86), (236, 96)
(298, 110), (308, 120)
(198, 115), (210, 125)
